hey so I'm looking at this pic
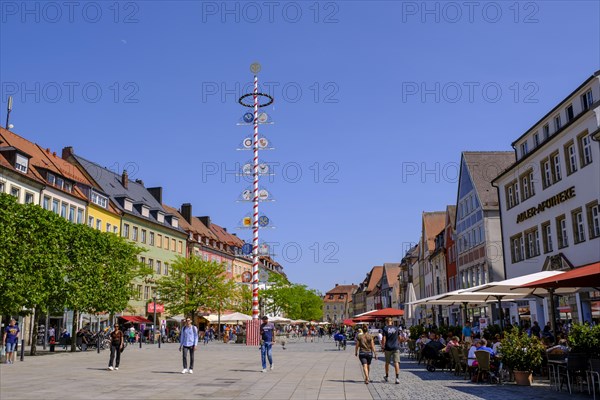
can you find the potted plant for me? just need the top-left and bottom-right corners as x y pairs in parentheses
(568, 323), (597, 356)
(500, 328), (545, 385)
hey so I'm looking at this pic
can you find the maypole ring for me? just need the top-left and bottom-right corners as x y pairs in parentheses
(238, 92), (274, 108)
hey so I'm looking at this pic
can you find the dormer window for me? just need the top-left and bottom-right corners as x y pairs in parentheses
(47, 172), (56, 185)
(91, 192), (108, 208)
(141, 205), (150, 218)
(171, 217), (179, 228)
(124, 198), (133, 211)
(15, 153), (28, 173)
(157, 211), (165, 223)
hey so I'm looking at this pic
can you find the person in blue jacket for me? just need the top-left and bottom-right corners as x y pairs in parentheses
(179, 317), (198, 374)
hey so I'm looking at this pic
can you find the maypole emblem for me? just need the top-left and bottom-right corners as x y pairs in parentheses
(250, 62), (261, 74)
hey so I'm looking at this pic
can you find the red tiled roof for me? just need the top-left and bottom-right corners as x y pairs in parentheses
(383, 264), (401, 286)
(366, 266), (384, 292)
(423, 212), (446, 253)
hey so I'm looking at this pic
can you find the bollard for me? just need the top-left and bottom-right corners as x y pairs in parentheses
(97, 334), (100, 354)
(19, 339), (24, 361)
(158, 333), (161, 349)
(139, 334), (142, 349)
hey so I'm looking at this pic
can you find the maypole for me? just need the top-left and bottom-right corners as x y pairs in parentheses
(238, 62), (274, 345)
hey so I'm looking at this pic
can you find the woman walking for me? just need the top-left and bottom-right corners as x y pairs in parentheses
(355, 329), (377, 384)
(108, 324), (124, 371)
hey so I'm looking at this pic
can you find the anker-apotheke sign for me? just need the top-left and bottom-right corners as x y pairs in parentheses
(516, 186), (576, 223)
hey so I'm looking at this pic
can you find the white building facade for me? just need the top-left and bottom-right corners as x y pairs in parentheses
(495, 71), (600, 325)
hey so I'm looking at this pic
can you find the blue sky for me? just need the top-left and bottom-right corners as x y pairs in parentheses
(1, 1), (599, 293)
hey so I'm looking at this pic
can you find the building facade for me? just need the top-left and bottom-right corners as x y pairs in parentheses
(323, 284), (358, 324)
(494, 71), (600, 324)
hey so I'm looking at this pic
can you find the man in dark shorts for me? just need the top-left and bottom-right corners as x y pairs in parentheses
(355, 329), (377, 384)
(381, 317), (405, 384)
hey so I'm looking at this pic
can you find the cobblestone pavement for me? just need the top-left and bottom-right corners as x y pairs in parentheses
(0, 339), (594, 400)
(366, 351), (592, 400)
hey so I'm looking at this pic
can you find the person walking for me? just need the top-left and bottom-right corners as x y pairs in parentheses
(381, 317), (404, 384)
(107, 324), (124, 371)
(2, 318), (19, 364)
(260, 316), (275, 372)
(355, 329), (376, 384)
(179, 317), (198, 374)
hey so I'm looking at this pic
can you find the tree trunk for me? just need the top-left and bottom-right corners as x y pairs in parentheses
(29, 306), (39, 356)
(71, 310), (78, 352)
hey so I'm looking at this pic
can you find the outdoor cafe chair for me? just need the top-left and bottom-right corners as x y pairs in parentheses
(558, 353), (590, 394)
(450, 346), (466, 377)
(474, 350), (492, 384)
(547, 352), (567, 391)
(588, 358), (600, 400)
(407, 340), (417, 359)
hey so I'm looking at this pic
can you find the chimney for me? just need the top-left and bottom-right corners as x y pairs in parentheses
(181, 203), (192, 223)
(147, 187), (162, 204)
(121, 170), (128, 189)
(198, 216), (211, 228)
(335, 283), (339, 287)
(61, 146), (73, 160)
(223, 227), (227, 232)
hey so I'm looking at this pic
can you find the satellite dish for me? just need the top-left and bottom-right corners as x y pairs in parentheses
(258, 112), (268, 123)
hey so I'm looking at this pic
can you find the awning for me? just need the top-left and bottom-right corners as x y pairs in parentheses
(367, 308), (404, 317)
(520, 262), (600, 289)
(119, 316), (152, 324)
(342, 319), (355, 326)
(468, 271), (571, 295)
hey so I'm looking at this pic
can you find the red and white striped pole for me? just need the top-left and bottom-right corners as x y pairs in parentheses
(252, 73), (260, 320)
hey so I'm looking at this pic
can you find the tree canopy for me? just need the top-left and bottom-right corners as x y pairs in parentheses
(156, 255), (238, 320)
(261, 273), (323, 321)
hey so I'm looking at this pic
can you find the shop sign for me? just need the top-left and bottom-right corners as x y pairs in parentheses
(516, 186), (575, 223)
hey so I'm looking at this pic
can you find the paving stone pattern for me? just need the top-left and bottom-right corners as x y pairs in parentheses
(0, 339), (593, 400)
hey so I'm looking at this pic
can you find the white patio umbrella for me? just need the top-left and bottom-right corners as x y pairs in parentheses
(219, 312), (252, 323)
(268, 316), (291, 323)
(405, 282), (417, 321)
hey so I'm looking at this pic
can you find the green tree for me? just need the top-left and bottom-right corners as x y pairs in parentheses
(233, 283), (253, 315)
(261, 273), (323, 321)
(156, 256), (237, 322)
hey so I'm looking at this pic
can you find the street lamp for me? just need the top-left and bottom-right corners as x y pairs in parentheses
(152, 294), (161, 348)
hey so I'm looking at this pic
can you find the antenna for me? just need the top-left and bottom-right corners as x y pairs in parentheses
(6, 96), (13, 130)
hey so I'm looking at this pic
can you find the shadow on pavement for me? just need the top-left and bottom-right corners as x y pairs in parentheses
(150, 371), (187, 374)
(86, 368), (110, 371)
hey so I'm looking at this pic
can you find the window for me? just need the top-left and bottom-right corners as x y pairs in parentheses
(10, 186), (20, 199)
(587, 201), (600, 239)
(25, 192), (34, 204)
(141, 229), (147, 244)
(529, 171), (535, 197)
(551, 152), (562, 182)
(113, 226), (118, 234)
(140, 256), (145, 265)
(156, 260), (162, 275)
(556, 215), (568, 248)
(505, 184), (514, 208)
(123, 224), (130, 238)
(172, 239), (176, 251)
(47, 172), (55, 185)
(178, 241), (183, 254)
(511, 233), (524, 263)
(542, 221), (553, 253)
(513, 181), (520, 205)
(541, 158), (552, 188)
(137, 285), (142, 300)
(520, 142), (528, 157)
(581, 90), (593, 111)
(106, 223), (111, 232)
(132, 226), (138, 241)
(564, 141), (578, 175)
(165, 236), (170, 250)
(148, 259), (154, 271)
(572, 208), (586, 244)
(533, 133), (540, 147)
(525, 228), (539, 258)
(144, 286), (149, 300)
(52, 199), (59, 214)
(566, 104), (574, 122)
(578, 131), (593, 167)
(164, 262), (169, 275)
(91, 192), (108, 208)
(88, 216), (94, 226)
(96, 219), (101, 230)
(61, 203), (67, 218)
(543, 124), (550, 140)
(554, 115), (562, 131)
(77, 208), (83, 224)
(149, 232), (155, 246)
(520, 171), (534, 201)
(68, 206), (75, 222)
(0, 182), (4, 193)
(42, 196), (50, 210)
(157, 234), (163, 248)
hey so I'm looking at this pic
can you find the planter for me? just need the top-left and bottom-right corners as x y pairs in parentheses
(514, 370), (533, 386)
